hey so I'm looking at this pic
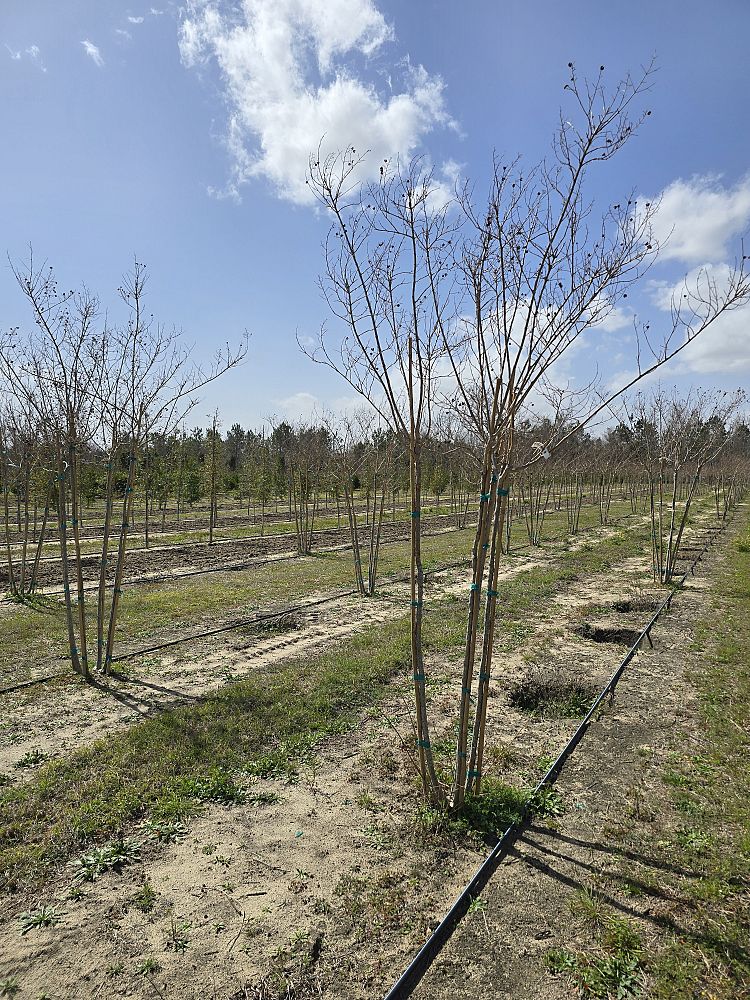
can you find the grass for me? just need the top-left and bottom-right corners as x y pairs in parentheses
(0, 510), (655, 892)
(0, 501), (641, 686)
(644, 515), (750, 999)
(545, 511), (750, 999)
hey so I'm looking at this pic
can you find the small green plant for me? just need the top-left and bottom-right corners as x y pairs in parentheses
(19, 905), (62, 935)
(546, 914), (644, 998)
(459, 779), (529, 836)
(167, 916), (190, 953)
(132, 880), (157, 913)
(14, 749), (49, 769)
(139, 957), (161, 975)
(675, 826), (713, 854)
(0, 980), (20, 999)
(181, 770), (246, 805)
(142, 817), (188, 842)
(528, 785), (566, 818)
(246, 790), (281, 805)
(106, 963), (124, 977)
(71, 836), (141, 882)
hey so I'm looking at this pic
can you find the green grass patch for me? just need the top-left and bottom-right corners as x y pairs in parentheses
(0, 506), (652, 891)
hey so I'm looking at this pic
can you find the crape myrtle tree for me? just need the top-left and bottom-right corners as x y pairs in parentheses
(0, 257), (246, 680)
(306, 152), (458, 802)
(328, 410), (397, 596)
(0, 402), (52, 599)
(306, 63), (750, 808)
(626, 388), (745, 583)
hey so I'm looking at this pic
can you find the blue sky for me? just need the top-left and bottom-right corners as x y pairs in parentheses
(2, 0), (749, 430)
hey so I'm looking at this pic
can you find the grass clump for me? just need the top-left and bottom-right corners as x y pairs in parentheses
(546, 914), (644, 998)
(19, 905), (62, 935)
(71, 836), (141, 882)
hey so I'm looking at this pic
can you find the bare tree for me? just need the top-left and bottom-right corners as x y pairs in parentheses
(628, 388), (745, 582)
(307, 64), (750, 807)
(0, 256), (247, 679)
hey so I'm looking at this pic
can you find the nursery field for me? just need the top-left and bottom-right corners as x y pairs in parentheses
(1, 492), (747, 1000)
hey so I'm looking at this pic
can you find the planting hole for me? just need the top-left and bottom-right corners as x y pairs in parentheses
(507, 666), (598, 718)
(573, 623), (643, 646)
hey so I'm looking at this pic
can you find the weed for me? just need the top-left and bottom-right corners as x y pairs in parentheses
(142, 817), (188, 842)
(0, 980), (20, 998)
(132, 880), (157, 913)
(13, 749), (49, 769)
(166, 916), (190, 953)
(19, 905), (62, 935)
(546, 915), (643, 997)
(139, 957), (161, 975)
(675, 825), (713, 854)
(528, 785), (566, 819)
(71, 836), (141, 882)
(246, 790), (281, 806)
(459, 779), (529, 837)
(180, 770), (247, 805)
(106, 963), (124, 977)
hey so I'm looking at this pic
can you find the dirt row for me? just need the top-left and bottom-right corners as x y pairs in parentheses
(0, 512), (728, 1000)
(0, 512), (466, 591)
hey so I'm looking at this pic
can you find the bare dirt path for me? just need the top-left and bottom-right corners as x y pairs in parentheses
(0, 509), (696, 999)
(413, 521), (737, 1000)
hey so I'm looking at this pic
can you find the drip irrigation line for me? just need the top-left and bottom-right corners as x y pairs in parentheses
(382, 515), (732, 1000)
(34, 522), (464, 599)
(0, 507), (645, 695)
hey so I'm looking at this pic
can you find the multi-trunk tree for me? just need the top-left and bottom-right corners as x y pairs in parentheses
(306, 64), (750, 806)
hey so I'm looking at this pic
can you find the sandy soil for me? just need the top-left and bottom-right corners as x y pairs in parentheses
(0, 513), (462, 592)
(0, 511), (727, 999)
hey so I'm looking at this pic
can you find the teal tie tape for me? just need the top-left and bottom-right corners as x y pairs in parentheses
(413, 672), (425, 682)
(479, 673), (490, 681)
(480, 492), (491, 502)
(411, 599), (423, 608)
(410, 510), (420, 518)
(482, 543), (490, 550)
(498, 487), (509, 497)
(488, 589), (499, 597)
(417, 738), (431, 750)
(468, 769), (480, 778)
(470, 583), (479, 592)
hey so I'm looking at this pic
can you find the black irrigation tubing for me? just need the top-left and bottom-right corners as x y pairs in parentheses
(36, 522), (464, 599)
(382, 514), (733, 1000)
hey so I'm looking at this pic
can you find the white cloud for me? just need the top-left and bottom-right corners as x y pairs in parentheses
(591, 304), (633, 333)
(179, 0), (453, 203)
(115, 28), (133, 41)
(649, 174), (750, 265)
(678, 304), (750, 374)
(81, 40), (104, 67)
(277, 391), (321, 421)
(649, 262), (750, 375)
(128, 15), (145, 23)
(9, 44), (48, 71)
